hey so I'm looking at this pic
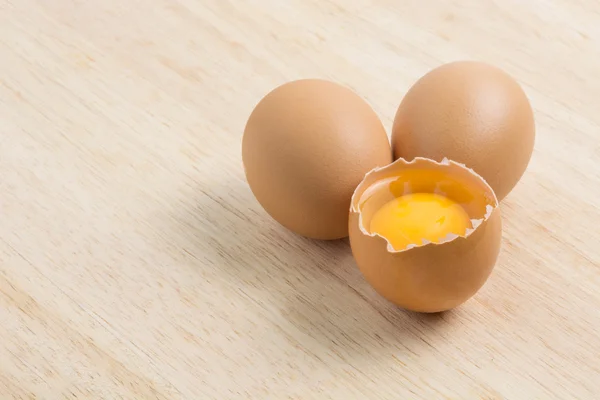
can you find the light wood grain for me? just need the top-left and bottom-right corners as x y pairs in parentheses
(1, 0), (599, 398)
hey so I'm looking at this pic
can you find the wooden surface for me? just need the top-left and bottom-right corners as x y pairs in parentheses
(1, 1), (599, 398)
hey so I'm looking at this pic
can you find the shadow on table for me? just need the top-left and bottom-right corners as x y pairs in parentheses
(166, 173), (457, 362)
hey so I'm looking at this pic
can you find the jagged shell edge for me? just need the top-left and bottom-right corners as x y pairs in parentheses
(350, 157), (499, 254)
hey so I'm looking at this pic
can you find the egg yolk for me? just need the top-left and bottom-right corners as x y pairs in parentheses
(369, 193), (471, 250)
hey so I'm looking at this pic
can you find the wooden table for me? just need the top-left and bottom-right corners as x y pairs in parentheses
(1, 1), (599, 398)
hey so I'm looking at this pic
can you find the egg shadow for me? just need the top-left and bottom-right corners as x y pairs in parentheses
(165, 173), (458, 363)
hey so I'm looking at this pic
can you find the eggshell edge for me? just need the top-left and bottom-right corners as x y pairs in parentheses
(349, 157), (499, 253)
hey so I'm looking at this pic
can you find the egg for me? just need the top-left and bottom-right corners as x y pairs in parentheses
(243, 79), (392, 240)
(348, 157), (502, 313)
(391, 61), (535, 201)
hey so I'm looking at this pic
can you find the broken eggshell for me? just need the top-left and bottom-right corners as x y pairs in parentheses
(348, 157), (502, 313)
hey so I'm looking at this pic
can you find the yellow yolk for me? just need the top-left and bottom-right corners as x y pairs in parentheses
(369, 193), (471, 251)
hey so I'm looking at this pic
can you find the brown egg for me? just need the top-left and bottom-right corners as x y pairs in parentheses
(391, 61), (535, 201)
(349, 157), (502, 313)
(243, 79), (392, 240)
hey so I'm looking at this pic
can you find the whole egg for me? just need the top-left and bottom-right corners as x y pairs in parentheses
(391, 61), (535, 201)
(243, 79), (392, 240)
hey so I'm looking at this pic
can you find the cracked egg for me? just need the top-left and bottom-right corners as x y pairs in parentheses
(349, 157), (502, 313)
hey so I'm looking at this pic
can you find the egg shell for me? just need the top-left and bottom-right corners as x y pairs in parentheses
(243, 79), (392, 240)
(349, 157), (502, 313)
(391, 61), (535, 201)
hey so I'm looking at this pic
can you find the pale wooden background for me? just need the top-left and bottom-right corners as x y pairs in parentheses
(1, 0), (599, 399)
